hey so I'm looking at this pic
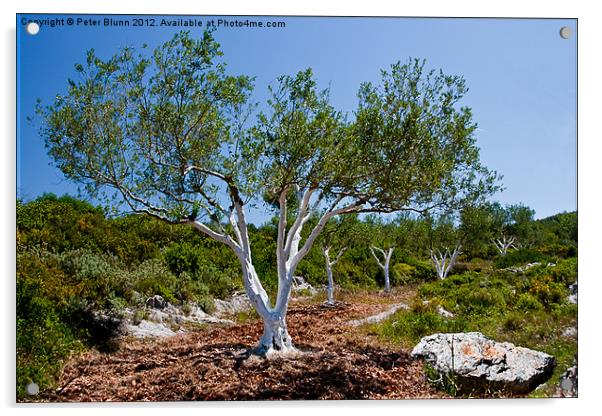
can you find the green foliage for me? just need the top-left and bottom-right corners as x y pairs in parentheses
(377, 309), (469, 348)
(16, 271), (84, 398)
(549, 257), (577, 285)
(515, 293), (543, 311)
(127, 258), (178, 304)
(376, 254), (577, 398)
(392, 263), (416, 284)
(493, 248), (550, 269)
(21, 22), (577, 394)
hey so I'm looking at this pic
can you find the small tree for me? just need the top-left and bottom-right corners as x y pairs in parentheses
(365, 216), (400, 293)
(319, 215), (361, 305)
(370, 245), (396, 292)
(487, 203), (535, 256)
(427, 213), (462, 280)
(38, 32), (498, 354)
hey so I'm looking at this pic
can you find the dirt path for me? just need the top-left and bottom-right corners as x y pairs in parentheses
(38, 290), (445, 401)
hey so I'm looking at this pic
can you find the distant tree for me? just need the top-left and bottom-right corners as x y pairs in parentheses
(319, 215), (362, 305)
(488, 203), (535, 255)
(38, 31), (498, 354)
(366, 216), (398, 293)
(426, 213), (462, 280)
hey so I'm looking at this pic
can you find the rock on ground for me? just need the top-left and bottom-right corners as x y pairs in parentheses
(124, 298), (234, 339)
(145, 295), (169, 309)
(213, 294), (253, 317)
(291, 275), (318, 296)
(411, 332), (555, 394)
(126, 320), (179, 338)
(348, 303), (409, 327)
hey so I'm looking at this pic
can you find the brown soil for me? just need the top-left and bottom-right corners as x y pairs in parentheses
(36, 290), (447, 402)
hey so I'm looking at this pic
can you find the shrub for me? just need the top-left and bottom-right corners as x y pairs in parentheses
(464, 288), (507, 315)
(176, 271), (215, 313)
(549, 258), (577, 286)
(128, 258), (178, 304)
(503, 312), (524, 331)
(380, 310), (469, 346)
(515, 292), (543, 311)
(57, 249), (126, 304)
(537, 243), (577, 259)
(494, 248), (550, 269)
(392, 263), (417, 285)
(404, 257), (437, 281)
(16, 277), (83, 398)
(527, 274), (567, 307)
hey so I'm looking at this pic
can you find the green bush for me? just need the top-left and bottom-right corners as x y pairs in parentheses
(494, 248), (550, 269)
(502, 312), (524, 331)
(16, 277), (83, 399)
(515, 292), (543, 311)
(176, 271), (215, 313)
(549, 258), (577, 285)
(462, 288), (506, 315)
(526, 274), (567, 307)
(57, 249), (126, 304)
(392, 263), (417, 285)
(128, 258), (178, 304)
(403, 257), (437, 281)
(379, 310), (469, 347)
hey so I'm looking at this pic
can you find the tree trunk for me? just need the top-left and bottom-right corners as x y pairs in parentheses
(492, 235), (516, 256)
(238, 257), (295, 354)
(430, 244), (462, 280)
(370, 246), (394, 293)
(258, 310), (294, 353)
(326, 263), (335, 306)
(384, 260), (391, 293)
(323, 246), (346, 305)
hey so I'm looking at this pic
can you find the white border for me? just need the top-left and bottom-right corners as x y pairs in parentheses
(3, 1), (599, 415)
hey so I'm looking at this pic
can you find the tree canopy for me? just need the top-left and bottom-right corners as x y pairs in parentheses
(37, 30), (499, 352)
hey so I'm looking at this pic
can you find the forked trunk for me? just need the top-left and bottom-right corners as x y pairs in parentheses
(370, 246), (394, 293)
(240, 259), (296, 354)
(430, 244), (462, 280)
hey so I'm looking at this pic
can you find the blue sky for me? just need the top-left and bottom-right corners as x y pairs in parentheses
(16, 15), (577, 223)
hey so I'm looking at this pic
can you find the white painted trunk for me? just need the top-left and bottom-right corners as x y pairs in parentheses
(258, 310), (293, 353)
(326, 261), (335, 305)
(430, 244), (462, 280)
(240, 258), (295, 354)
(323, 246), (346, 305)
(492, 235), (516, 256)
(370, 246), (394, 293)
(190, 185), (362, 355)
(384, 261), (391, 293)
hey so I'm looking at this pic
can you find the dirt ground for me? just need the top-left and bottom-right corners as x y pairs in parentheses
(36, 290), (447, 402)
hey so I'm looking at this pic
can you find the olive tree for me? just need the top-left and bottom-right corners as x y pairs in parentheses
(38, 31), (497, 354)
(318, 215), (362, 305)
(426, 213), (463, 280)
(486, 202), (535, 256)
(365, 216), (398, 293)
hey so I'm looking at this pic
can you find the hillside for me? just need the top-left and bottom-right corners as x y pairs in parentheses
(16, 195), (578, 400)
